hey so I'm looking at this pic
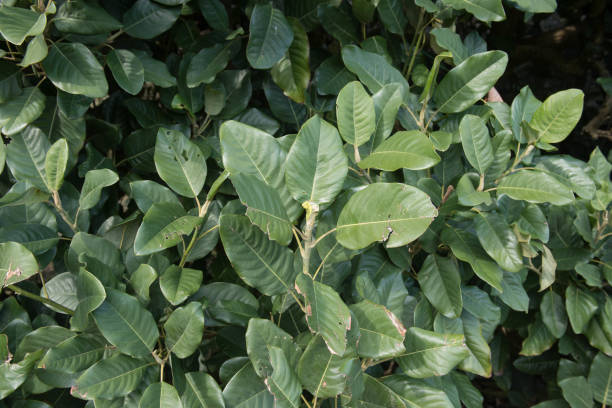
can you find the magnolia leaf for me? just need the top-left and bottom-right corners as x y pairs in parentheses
(0, 6), (46, 45)
(497, 170), (574, 205)
(40, 334), (106, 374)
(418, 254), (463, 318)
(540, 291), (568, 338)
(459, 114), (494, 174)
(529, 89), (584, 144)
(139, 382), (182, 408)
(474, 212), (523, 272)
(123, 0), (181, 40)
(0, 87), (46, 136)
(54, 0), (122, 34)
(441, 0), (506, 22)
(79, 169), (119, 211)
(588, 353), (612, 405)
(107, 49), (144, 96)
(247, 3), (293, 69)
(565, 284), (598, 334)
(336, 81), (376, 147)
(245, 318), (301, 379)
(223, 362), (275, 407)
(160, 265), (202, 306)
(265, 346), (301, 408)
(186, 43), (232, 88)
(44, 139), (69, 191)
(164, 302), (205, 358)
(359, 130), (440, 171)
(351, 300), (406, 359)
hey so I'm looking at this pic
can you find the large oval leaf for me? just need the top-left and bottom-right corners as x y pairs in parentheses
(284, 115), (348, 207)
(181, 372), (225, 408)
(219, 214), (296, 296)
(497, 170), (574, 205)
(54, 0), (122, 35)
(5, 126), (50, 192)
(588, 353), (612, 406)
(139, 382), (182, 408)
(459, 114), (494, 174)
(529, 89), (584, 144)
(42, 43), (108, 98)
(359, 130), (440, 171)
(41, 334), (106, 374)
(336, 81), (375, 147)
(336, 183), (437, 250)
(106, 49), (144, 96)
(433, 51), (508, 113)
(0, 87), (46, 135)
(246, 3), (293, 69)
(474, 212), (523, 273)
(418, 254), (463, 318)
(123, 0), (180, 40)
(245, 318), (301, 378)
(0, 241), (38, 287)
(92, 289), (159, 357)
(271, 18), (310, 103)
(0, 6), (46, 45)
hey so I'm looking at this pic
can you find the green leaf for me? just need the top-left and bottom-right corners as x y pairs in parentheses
(247, 3), (294, 69)
(0, 242), (38, 287)
(398, 327), (469, 378)
(520, 317), (556, 356)
(107, 49), (144, 96)
(186, 43), (232, 88)
(337, 183), (437, 250)
(0, 6), (46, 45)
(529, 89), (584, 144)
(314, 56), (356, 96)
(0, 139), (5, 175)
(511, 0), (556, 13)
(441, 0), (506, 22)
(317, 4), (359, 45)
(431, 28), (469, 65)
(351, 300), (406, 359)
(129, 264), (157, 304)
(588, 353), (612, 406)
(5, 127), (50, 192)
(497, 170), (574, 205)
(459, 312), (492, 377)
(441, 226), (503, 291)
(79, 169), (119, 211)
(517, 204), (549, 242)
(434, 51), (508, 113)
(336, 81), (375, 147)
(537, 156), (595, 200)
(341, 45), (409, 97)
(418, 254), (463, 318)
(134, 202), (202, 256)
(0, 349), (43, 399)
(284, 115), (348, 207)
(41, 334), (106, 374)
(220, 121), (300, 221)
(540, 291), (567, 338)
(130, 180), (182, 213)
(295, 274), (351, 356)
(459, 114), (494, 174)
(54, 0), (122, 34)
(222, 362), (275, 407)
(42, 43), (108, 98)
(92, 289), (159, 358)
(123, 0), (180, 40)
(298, 336), (353, 399)
(75, 354), (154, 400)
(377, 0), (407, 34)
(44, 138), (68, 191)
(71, 268), (106, 330)
(164, 302), (205, 358)
(196, 0), (229, 31)
(154, 128), (207, 198)
(160, 265), (202, 306)
(18, 35), (48, 67)
(271, 18), (310, 103)
(219, 214), (297, 296)
(231, 173), (292, 245)
(559, 376), (593, 408)
(265, 346), (301, 408)
(474, 212), (523, 272)
(0, 224), (58, 255)
(181, 372), (224, 408)
(359, 130), (440, 171)
(0, 87), (46, 136)
(565, 284), (598, 334)
(495, 271), (529, 312)
(139, 382), (182, 408)
(369, 83), (404, 151)
(245, 318), (301, 378)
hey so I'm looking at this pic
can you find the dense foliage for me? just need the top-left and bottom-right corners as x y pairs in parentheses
(0, 0), (610, 407)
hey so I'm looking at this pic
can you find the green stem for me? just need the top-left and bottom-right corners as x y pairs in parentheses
(301, 203), (319, 277)
(206, 170), (230, 202)
(8, 284), (74, 315)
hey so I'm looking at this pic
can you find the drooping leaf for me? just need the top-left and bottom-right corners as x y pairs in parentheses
(264, 346), (301, 408)
(271, 18), (310, 103)
(337, 183), (437, 250)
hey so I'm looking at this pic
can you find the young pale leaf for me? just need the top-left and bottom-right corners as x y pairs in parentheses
(271, 18), (310, 103)
(0, 6), (46, 45)
(44, 139), (68, 191)
(231, 173), (293, 245)
(246, 3), (293, 69)
(54, 0), (122, 34)
(497, 170), (574, 205)
(264, 346), (301, 408)
(219, 214), (296, 296)
(139, 382), (182, 408)
(160, 265), (202, 306)
(588, 353), (612, 406)
(123, 0), (181, 40)
(295, 274), (351, 356)
(359, 130), (440, 171)
(181, 372), (225, 408)
(336, 81), (376, 147)
(284, 116), (348, 207)
(529, 89), (584, 144)
(18, 35), (48, 67)
(341, 45), (409, 97)
(434, 50), (508, 113)
(459, 114), (494, 174)
(164, 302), (205, 358)
(418, 254), (463, 318)
(540, 291), (568, 338)
(79, 169), (119, 210)
(0, 242), (38, 287)
(441, 0), (506, 22)
(297, 335), (353, 399)
(42, 43), (108, 98)
(474, 212), (523, 272)
(92, 289), (159, 358)
(337, 183), (437, 250)
(351, 300), (406, 359)
(0, 86), (46, 136)
(75, 354), (154, 400)
(106, 49), (145, 96)
(154, 128), (207, 198)
(245, 318), (301, 379)
(398, 328), (469, 378)
(565, 284), (598, 334)
(133, 202), (202, 256)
